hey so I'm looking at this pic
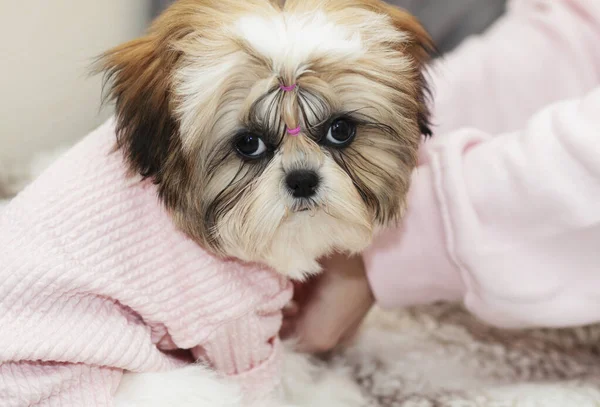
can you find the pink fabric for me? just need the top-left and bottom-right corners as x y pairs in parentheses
(365, 0), (600, 328)
(0, 119), (293, 406)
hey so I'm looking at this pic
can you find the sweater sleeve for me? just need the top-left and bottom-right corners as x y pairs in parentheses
(0, 363), (121, 407)
(430, 0), (600, 137)
(0, 197), (178, 407)
(365, 87), (600, 328)
(190, 274), (292, 400)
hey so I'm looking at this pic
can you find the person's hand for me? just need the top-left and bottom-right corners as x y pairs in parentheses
(281, 253), (375, 353)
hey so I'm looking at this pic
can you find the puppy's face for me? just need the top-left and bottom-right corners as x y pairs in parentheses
(99, 0), (433, 279)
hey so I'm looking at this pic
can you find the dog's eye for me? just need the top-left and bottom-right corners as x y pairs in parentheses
(324, 118), (356, 147)
(235, 133), (267, 158)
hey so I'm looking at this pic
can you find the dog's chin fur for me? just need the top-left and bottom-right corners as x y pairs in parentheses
(216, 153), (374, 279)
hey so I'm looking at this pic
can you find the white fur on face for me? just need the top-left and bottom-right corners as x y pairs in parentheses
(233, 12), (364, 73)
(175, 51), (253, 153)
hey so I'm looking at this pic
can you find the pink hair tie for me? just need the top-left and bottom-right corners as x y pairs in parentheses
(287, 126), (301, 136)
(280, 84), (297, 92)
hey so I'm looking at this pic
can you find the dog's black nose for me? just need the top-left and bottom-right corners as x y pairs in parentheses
(286, 170), (320, 198)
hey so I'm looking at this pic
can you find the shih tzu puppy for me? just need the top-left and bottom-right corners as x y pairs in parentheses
(0, 0), (432, 406)
(103, 0), (433, 405)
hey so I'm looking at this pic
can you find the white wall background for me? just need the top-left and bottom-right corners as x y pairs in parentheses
(0, 1), (151, 165)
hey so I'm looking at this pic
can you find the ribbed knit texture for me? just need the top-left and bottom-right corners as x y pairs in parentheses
(0, 119), (293, 406)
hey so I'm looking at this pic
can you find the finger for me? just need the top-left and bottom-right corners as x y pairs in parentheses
(293, 328), (342, 354)
(338, 318), (364, 348)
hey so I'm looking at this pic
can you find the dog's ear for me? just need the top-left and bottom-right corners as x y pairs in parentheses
(363, 0), (436, 137)
(377, 3), (435, 64)
(387, 5), (436, 137)
(95, 32), (181, 182)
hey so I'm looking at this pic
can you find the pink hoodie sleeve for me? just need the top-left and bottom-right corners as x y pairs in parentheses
(430, 0), (600, 136)
(365, 0), (600, 329)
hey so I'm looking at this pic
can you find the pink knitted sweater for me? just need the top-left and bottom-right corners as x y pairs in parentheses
(0, 119), (293, 406)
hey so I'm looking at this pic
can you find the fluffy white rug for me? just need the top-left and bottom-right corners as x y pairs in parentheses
(335, 304), (600, 406)
(3, 149), (600, 406)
